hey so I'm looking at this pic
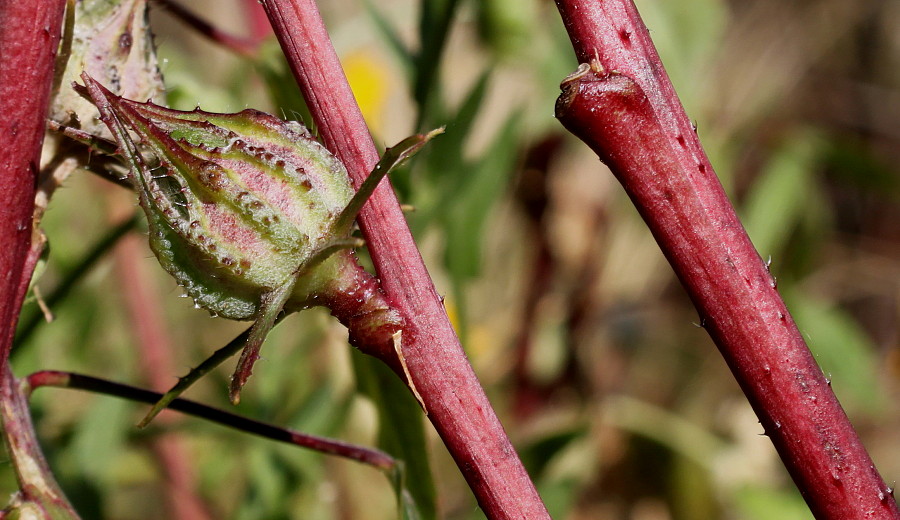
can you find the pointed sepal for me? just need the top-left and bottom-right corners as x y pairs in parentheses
(81, 72), (357, 320)
(229, 280), (297, 404)
(333, 128), (444, 235)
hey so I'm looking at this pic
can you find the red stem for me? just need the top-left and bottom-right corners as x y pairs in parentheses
(240, 0), (273, 43)
(1, 366), (78, 516)
(108, 190), (214, 520)
(0, 2), (75, 514)
(152, 0), (261, 56)
(553, 1), (899, 518)
(259, 1), (550, 518)
(0, 0), (65, 365)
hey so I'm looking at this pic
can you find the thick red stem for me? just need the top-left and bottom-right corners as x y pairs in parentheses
(259, 1), (549, 518)
(0, 0), (64, 365)
(0, 2), (74, 514)
(553, 1), (899, 518)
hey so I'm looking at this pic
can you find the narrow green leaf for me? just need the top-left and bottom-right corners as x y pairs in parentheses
(784, 289), (883, 415)
(72, 397), (129, 485)
(352, 351), (436, 520)
(733, 484), (814, 520)
(334, 129), (443, 235)
(409, 72), (491, 228)
(414, 0), (463, 126)
(444, 112), (522, 282)
(361, 0), (414, 74)
(230, 280), (299, 404)
(255, 42), (314, 131)
(425, 72), (491, 184)
(741, 132), (821, 258)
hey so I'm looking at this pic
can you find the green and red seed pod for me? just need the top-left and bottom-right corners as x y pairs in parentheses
(81, 73), (405, 401)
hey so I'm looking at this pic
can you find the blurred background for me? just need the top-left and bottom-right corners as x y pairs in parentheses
(7, 0), (900, 518)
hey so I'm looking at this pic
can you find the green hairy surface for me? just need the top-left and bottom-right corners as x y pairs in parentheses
(83, 75), (355, 320)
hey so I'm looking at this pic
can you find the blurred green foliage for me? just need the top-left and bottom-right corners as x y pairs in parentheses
(5, 0), (900, 519)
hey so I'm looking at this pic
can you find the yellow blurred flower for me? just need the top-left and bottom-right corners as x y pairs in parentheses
(342, 50), (390, 135)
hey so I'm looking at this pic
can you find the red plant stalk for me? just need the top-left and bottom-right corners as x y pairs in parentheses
(0, 1), (65, 364)
(0, 2), (70, 513)
(259, 1), (550, 518)
(553, 1), (899, 518)
(1, 365), (78, 516)
(106, 189), (214, 520)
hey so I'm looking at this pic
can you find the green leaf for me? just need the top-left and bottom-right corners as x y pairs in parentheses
(413, 0), (463, 126)
(351, 351), (435, 520)
(732, 484), (813, 520)
(72, 397), (129, 486)
(397, 71), (490, 211)
(361, 0), (414, 75)
(425, 72), (491, 185)
(255, 41), (314, 130)
(741, 132), (821, 258)
(784, 289), (884, 415)
(443, 112), (523, 283)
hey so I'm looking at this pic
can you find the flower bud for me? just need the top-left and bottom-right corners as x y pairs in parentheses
(79, 73), (441, 408)
(51, 0), (165, 138)
(82, 73), (355, 320)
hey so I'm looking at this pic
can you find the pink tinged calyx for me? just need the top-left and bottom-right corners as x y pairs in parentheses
(81, 73), (356, 321)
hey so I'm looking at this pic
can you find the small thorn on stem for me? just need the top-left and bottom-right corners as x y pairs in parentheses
(393, 331), (426, 414)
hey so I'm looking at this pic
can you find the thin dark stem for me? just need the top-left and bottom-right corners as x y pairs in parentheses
(151, 0), (261, 56)
(13, 214), (140, 349)
(138, 323), (255, 427)
(26, 370), (397, 472)
(258, 1), (550, 518)
(553, 1), (899, 518)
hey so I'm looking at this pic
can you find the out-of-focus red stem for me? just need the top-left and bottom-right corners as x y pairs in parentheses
(553, 1), (899, 518)
(240, 0), (273, 43)
(259, 1), (550, 518)
(106, 187), (214, 520)
(153, 0), (261, 56)
(1, 366), (78, 516)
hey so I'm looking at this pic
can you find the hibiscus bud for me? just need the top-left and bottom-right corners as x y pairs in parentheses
(51, 0), (165, 137)
(79, 73), (442, 409)
(81, 73), (356, 321)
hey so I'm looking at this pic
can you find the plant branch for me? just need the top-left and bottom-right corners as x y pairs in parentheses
(151, 0), (261, 56)
(25, 370), (397, 472)
(109, 193), (213, 520)
(1, 367), (78, 517)
(553, 1), (899, 518)
(0, 3), (74, 516)
(258, 1), (550, 518)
